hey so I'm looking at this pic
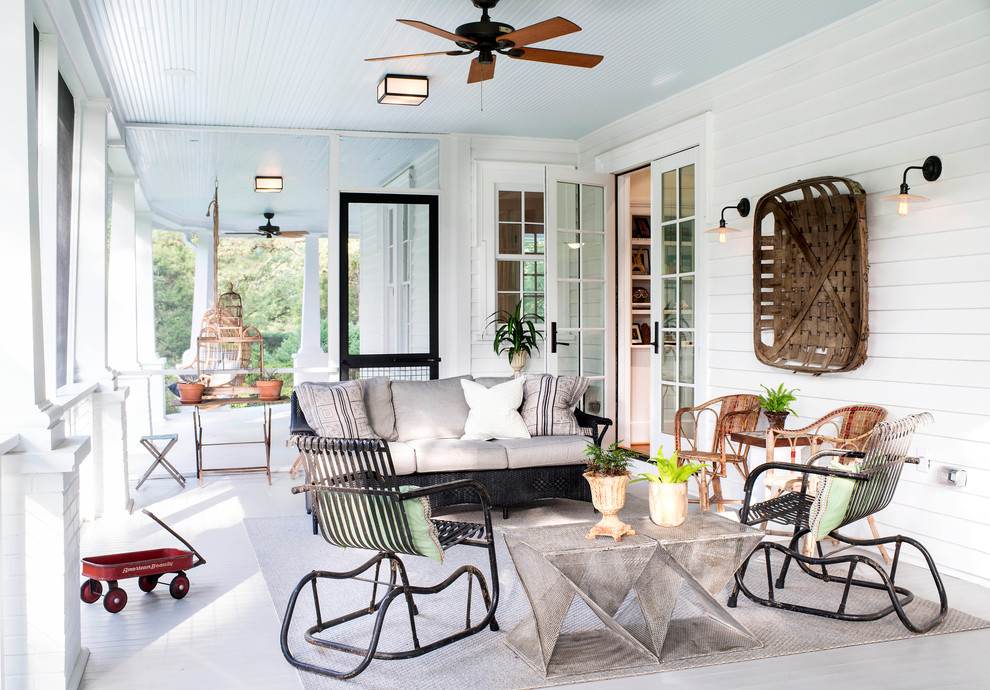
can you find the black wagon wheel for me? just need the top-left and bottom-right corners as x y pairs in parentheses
(169, 572), (190, 599)
(138, 575), (160, 592)
(103, 587), (127, 613)
(80, 579), (103, 604)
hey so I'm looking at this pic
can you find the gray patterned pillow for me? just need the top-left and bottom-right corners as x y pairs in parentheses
(520, 374), (590, 436)
(295, 381), (376, 438)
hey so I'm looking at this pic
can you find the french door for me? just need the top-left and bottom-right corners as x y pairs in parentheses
(339, 193), (439, 380)
(546, 168), (615, 421)
(650, 148), (702, 452)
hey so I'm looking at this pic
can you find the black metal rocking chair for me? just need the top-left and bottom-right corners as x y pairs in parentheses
(728, 413), (948, 633)
(282, 437), (499, 679)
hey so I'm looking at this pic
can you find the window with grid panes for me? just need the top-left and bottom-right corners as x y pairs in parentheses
(495, 189), (545, 323)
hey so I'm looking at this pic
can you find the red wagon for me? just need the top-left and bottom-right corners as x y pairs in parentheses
(80, 509), (206, 613)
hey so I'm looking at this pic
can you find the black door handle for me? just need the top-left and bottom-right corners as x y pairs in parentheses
(550, 322), (570, 354)
(653, 321), (660, 354)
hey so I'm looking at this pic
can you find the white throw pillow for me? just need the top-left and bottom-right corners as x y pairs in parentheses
(460, 378), (530, 441)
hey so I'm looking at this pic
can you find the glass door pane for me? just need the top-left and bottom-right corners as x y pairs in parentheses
(651, 149), (698, 451)
(339, 193), (438, 379)
(547, 169), (613, 417)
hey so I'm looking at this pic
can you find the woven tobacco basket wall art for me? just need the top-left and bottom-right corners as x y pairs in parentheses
(753, 176), (869, 374)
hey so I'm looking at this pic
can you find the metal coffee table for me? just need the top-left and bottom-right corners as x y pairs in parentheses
(503, 512), (764, 678)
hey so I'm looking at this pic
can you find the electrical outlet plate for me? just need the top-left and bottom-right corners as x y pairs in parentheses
(937, 466), (967, 487)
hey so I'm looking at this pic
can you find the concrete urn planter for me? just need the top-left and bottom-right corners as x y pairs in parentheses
(509, 351), (528, 378)
(649, 481), (688, 527)
(583, 472), (636, 541)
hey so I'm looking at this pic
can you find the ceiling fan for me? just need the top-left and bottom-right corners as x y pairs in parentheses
(228, 212), (308, 239)
(366, 0), (603, 83)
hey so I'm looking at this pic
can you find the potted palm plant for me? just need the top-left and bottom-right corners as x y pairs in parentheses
(255, 369), (283, 401)
(757, 383), (799, 429)
(487, 301), (543, 377)
(582, 442), (638, 541)
(630, 447), (705, 527)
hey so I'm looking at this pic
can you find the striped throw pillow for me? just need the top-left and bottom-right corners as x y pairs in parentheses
(520, 374), (590, 436)
(296, 381), (376, 438)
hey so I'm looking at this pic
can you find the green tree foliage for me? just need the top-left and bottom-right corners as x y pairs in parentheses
(151, 230), (195, 366)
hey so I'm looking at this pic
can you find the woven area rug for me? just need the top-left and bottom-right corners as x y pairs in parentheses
(245, 498), (988, 690)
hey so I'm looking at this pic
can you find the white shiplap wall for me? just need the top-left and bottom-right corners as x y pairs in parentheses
(579, 0), (990, 585)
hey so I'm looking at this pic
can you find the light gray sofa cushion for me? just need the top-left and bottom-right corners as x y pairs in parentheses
(497, 435), (592, 469)
(391, 376), (472, 442)
(386, 441), (417, 475)
(408, 438), (508, 473)
(362, 377), (397, 441)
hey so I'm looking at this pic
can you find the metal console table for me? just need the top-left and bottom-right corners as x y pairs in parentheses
(180, 396), (287, 486)
(503, 512), (764, 678)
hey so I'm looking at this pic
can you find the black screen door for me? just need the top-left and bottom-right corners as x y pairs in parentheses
(339, 193), (439, 380)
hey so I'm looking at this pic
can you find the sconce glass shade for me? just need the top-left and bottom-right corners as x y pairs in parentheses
(377, 74), (429, 105)
(705, 223), (743, 244)
(707, 198), (750, 243)
(879, 191), (929, 216)
(254, 176), (283, 193)
(882, 155), (941, 216)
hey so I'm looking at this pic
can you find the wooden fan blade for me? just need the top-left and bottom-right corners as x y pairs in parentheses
(499, 17), (580, 48)
(275, 231), (309, 238)
(467, 56), (496, 84)
(510, 47), (602, 68)
(397, 19), (474, 45)
(365, 50), (460, 61)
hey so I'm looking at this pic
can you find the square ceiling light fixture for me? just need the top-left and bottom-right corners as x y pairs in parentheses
(255, 176), (283, 193)
(377, 74), (429, 106)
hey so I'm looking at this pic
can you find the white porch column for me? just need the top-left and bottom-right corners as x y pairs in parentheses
(36, 32), (60, 398)
(73, 140), (131, 516)
(0, 2), (89, 687)
(293, 234), (328, 382)
(136, 205), (167, 426)
(72, 100), (110, 385)
(107, 173), (140, 371)
(185, 232), (215, 358)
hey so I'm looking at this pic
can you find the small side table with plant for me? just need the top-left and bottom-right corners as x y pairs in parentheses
(631, 448), (705, 527)
(583, 442), (639, 541)
(487, 300), (543, 377)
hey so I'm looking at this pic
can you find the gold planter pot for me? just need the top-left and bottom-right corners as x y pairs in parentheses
(584, 472), (636, 541)
(509, 351), (528, 378)
(648, 481), (688, 527)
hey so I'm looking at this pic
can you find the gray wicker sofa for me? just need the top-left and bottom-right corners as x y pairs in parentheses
(288, 375), (611, 519)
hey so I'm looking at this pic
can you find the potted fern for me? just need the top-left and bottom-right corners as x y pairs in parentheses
(630, 447), (705, 527)
(757, 383), (799, 429)
(582, 442), (638, 541)
(487, 301), (543, 377)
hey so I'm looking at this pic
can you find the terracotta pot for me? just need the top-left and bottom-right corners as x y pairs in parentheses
(764, 410), (789, 430)
(256, 379), (283, 401)
(176, 382), (205, 404)
(583, 471), (636, 541)
(648, 481), (688, 527)
(509, 351), (528, 378)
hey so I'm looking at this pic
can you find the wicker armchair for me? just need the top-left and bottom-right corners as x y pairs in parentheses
(729, 413), (946, 634)
(282, 437), (499, 679)
(674, 394), (761, 512)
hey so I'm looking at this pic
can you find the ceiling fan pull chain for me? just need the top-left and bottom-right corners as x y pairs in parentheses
(480, 81), (484, 112)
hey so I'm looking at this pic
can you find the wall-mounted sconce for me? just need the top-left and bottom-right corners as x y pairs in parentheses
(881, 155), (941, 216)
(377, 74), (429, 105)
(705, 198), (750, 244)
(255, 176), (283, 193)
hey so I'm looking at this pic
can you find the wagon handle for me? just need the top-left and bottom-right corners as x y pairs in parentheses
(142, 509), (207, 569)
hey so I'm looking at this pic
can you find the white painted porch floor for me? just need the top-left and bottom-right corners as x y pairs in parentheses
(79, 410), (990, 689)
